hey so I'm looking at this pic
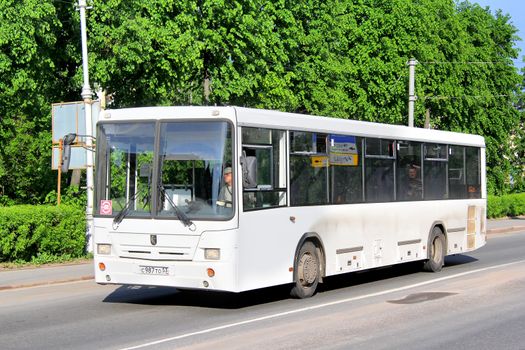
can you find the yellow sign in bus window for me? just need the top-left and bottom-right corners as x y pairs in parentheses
(311, 156), (329, 168)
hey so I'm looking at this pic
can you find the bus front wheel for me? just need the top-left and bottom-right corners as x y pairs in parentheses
(423, 227), (446, 272)
(290, 241), (320, 298)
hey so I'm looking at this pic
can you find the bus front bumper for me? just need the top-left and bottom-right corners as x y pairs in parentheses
(94, 257), (237, 292)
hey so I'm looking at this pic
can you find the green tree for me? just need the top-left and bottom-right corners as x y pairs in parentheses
(414, 3), (522, 194)
(88, 0), (300, 108)
(0, 0), (523, 202)
(78, 0), (525, 195)
(0, 0), (81, 203)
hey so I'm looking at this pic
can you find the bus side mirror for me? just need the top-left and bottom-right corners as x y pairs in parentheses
(61, 133), (77, 173)
(240, 152), (257, 188)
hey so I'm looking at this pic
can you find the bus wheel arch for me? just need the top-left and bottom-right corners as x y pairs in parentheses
(290, 233), (325, 299)
(423, 223), (447, 272)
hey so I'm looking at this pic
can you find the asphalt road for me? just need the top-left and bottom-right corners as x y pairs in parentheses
(1, 232), (524, 350)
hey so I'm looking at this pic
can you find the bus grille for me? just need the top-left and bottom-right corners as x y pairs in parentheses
(110, 232), (199, 261)
(119, 245), (193, 260)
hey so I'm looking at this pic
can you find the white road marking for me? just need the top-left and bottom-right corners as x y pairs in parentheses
(119, 260), (525, 350)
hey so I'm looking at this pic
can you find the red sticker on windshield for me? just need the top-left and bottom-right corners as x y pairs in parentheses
(100, 200), (113, 215)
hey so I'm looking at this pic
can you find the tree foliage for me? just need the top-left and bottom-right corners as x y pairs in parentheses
(0, 0), (80, 203)
(0, 0), (523, 202)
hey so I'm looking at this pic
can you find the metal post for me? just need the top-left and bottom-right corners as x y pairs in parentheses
(58, 139), (63, 206)
(407, 58), (417, 128)
(79, 0), (94, 252)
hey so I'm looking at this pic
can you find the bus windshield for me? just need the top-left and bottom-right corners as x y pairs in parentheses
(157, 121), (233, 219)
(95, 120), (234, 221)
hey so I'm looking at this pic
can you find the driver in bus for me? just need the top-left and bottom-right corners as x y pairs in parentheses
(217, 166), (233, 207)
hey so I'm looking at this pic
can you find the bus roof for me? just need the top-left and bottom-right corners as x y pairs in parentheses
(234, 107), (485, 147)
(100, 106), (485, 148)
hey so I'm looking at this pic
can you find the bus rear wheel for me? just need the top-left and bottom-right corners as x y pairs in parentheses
(423, 227), (446, 272)
(290, 241), (320, 299)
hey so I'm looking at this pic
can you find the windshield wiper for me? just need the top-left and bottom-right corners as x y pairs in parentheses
(158, 184), (194, 229)
(112, 191), (141, 229)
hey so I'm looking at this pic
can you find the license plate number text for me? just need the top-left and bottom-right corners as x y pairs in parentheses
(139, 266), (169, 275)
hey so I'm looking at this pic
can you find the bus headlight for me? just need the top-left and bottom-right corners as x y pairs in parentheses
(97, 244), (112, 255)
(204, 248), (220, 260)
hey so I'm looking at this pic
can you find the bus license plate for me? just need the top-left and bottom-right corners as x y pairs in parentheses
(139, 265), (169, 275)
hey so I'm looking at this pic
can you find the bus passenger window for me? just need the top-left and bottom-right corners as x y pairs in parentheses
(397, 141), (422, 201)
(424, 143), (448, 200)
(465, 147), (481, 199)
(448, 146), (465, 199)
(329, 134), (363, 204)
(290, 132), (329, 206)
(364, 138), (395, 202)
(242, 127), (287, 210)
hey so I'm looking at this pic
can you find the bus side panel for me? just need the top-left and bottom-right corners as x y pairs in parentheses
(236, 198), (486, 292)
(311, 199), (486, 277)
(237, 208), (301, 292)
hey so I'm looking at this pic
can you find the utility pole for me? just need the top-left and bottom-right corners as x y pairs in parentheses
(407, 58), (418, 128)
(78, 0), (94, 252)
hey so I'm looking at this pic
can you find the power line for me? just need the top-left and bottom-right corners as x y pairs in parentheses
(49, 0), (76, 5)
(423, 94), (513, 100)
(420, 61), (509, 65)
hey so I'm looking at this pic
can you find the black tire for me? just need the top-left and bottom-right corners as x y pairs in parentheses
(290, 241), (320, 298)
(423, 227), (446, 272)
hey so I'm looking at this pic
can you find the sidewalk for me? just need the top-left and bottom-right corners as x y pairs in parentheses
(1, 218), (524, 291)
(486, 216), (525, 234)
(0, 262), (94, 291)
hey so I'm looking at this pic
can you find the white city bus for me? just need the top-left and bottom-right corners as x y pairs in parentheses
(94, 106), (486, 298)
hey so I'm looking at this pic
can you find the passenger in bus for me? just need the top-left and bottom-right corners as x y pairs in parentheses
(468, 185), (479, 198)
(217, 166), (233, 207)
(405, 164), (422, 200)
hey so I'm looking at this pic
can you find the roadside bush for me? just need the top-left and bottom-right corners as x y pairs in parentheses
(0, 195), (15, 206)
(508, 193), (525, 217)
(44, 186), (87, 207)
(487, 193), (525, 218)
(0, 205), (86, 262)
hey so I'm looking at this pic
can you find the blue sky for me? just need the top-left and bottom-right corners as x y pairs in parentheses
(473, 0), (525, 71)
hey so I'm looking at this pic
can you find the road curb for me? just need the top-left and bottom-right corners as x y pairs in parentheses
(487, 226), (525, 235)
(0, 275), (94, 291)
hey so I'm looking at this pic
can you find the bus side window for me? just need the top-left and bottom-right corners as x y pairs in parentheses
(423, 143), (448, 200)
(241, 127), (287, 210)
(396, 141), (422, 201)
(448, 146), (465, 199)
(329, 134), (363, 204)
(364, 138), (395, 202)
(290, 131), (329, 206)
(465, 147), (481, 199)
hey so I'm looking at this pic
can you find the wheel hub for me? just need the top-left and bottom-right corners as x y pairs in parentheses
(433, 237), (443, 262)
(299, 253), (318, 285)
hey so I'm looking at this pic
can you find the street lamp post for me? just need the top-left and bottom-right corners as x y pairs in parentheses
(407, 58), (418, 128)
(78, 0), (94, 252)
